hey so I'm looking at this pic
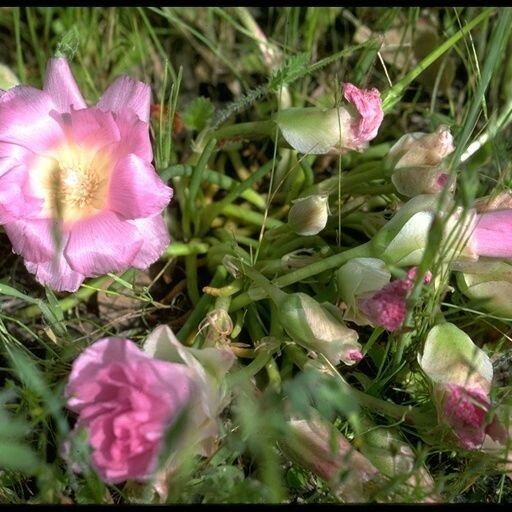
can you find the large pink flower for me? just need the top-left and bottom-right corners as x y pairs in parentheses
(65, 337), (193, 484)
(0, 58), (172, 291)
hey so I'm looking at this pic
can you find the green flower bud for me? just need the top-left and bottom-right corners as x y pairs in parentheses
(372, 195), (477, 266)
(287, 194), (330, 236)
(281, 415), (383, 502)
(358, 424), (438, 502)
(0, 62), (19, 90)
(387, 126), (455, 198)
(275, 107), (353, 155)
(456, 260), (512, 317)
(419, 322), (492, 391)
(279, 292), (362, 366)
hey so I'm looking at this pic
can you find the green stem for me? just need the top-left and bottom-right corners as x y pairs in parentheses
(17, 275), (111, 320)
(162, 241), (210, 257)
(210, 120), (275, 143)
(230, 241), (372, 311)
(177, 266), (227, 343)
(222, 204), (284, 229)
(185, 254), (200, 306)
(200, 160), (274, 233)
(161, 165), (266, 209)
(382, 8), (494, 112)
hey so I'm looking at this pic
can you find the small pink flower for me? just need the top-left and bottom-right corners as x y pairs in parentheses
(358, 267), (431, 331)
(471, 209), (512, 258)
(343, 83), (384, 149)
(65, 337), (193, 484)
(442, 384), (491, 449)
(0, 57), (172, 291)
(358, 278), (409, 331)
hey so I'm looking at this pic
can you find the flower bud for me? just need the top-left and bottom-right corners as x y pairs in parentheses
(387, 125), (455, 168)
(358, 424), (439, 502)
(0, 63), (19, 90)
(371, 194), (478, 266)
(456, 260), (512, 317)
(281, 415), (383, 502)
(278, 292), (362, 366)
(274, 83), (383, 155)
(474, 191), (512, 213)
(287, 194), (329, 236)
(143, 325), (235, 456)
(386, 126), (455, 197)
(419, 322), (503, 449)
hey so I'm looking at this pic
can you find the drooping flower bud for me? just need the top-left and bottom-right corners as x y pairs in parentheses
(419, 322), (503, 449)
(280, 415), (383, 502)
(358, 423), (439, 502)
(387, 125), (455, 169)
(278, 292), (362, 366)
(274, 83), (383, 155)
(287, 194), (329, 236)
(371, 194), (478, 266)
(456, 260), (512, 317)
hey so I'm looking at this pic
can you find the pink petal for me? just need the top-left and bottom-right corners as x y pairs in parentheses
(54, 107), (120, 153)
(0, 86), (65, 153)
(128, 215), (170, 269)
(343, 83), (383, 147)
(112, 109), (153, 162)
(0, 164), (43, 223)
(97, 75), (151, 123)
(43, 57), (87, 113)
(108, 154), (172, 219)
(358, 278), (411, 331)
(3, 218), (64, 263)
(65, 211), (143, 276)
(25, 251), (85, 292)
(473, 210), (512, 257)
(66, 338), (142, 407)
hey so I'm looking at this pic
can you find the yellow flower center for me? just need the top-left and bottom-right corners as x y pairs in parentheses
(31, 145), (112, 223)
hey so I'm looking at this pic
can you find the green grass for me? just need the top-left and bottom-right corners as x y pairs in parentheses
(1, 6), (512, 504)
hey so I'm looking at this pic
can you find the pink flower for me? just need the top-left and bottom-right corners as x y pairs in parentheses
(358, 267), (430, 331)
(441, 383), (501, 450)
(65, 337), (193, 484)
(471, 209), (512, 258)
(0, 58), (172, 291)
(343, 83), (384, 149)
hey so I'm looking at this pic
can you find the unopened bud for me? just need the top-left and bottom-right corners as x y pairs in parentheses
(281, 416), (382, 502)
(372, 195), (477, 266)
(418, 323), (503, 450)
(288, 194), (329, 236)
(456, 260), (512, 317)
(0, 63), (19, 90)
(278, 292), (361, 366)
(274, 83), (383, 155)
(387, 126), (455, 197)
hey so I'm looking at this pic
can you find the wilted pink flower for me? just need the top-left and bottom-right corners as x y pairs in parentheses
(65, 337), (193, 484)
(0, 57), (172, 291)
(358, 267), (431, 331)
(442, 383), (500, 450)
(343, 83), (384, 149)
(471, 209), (512, 258)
